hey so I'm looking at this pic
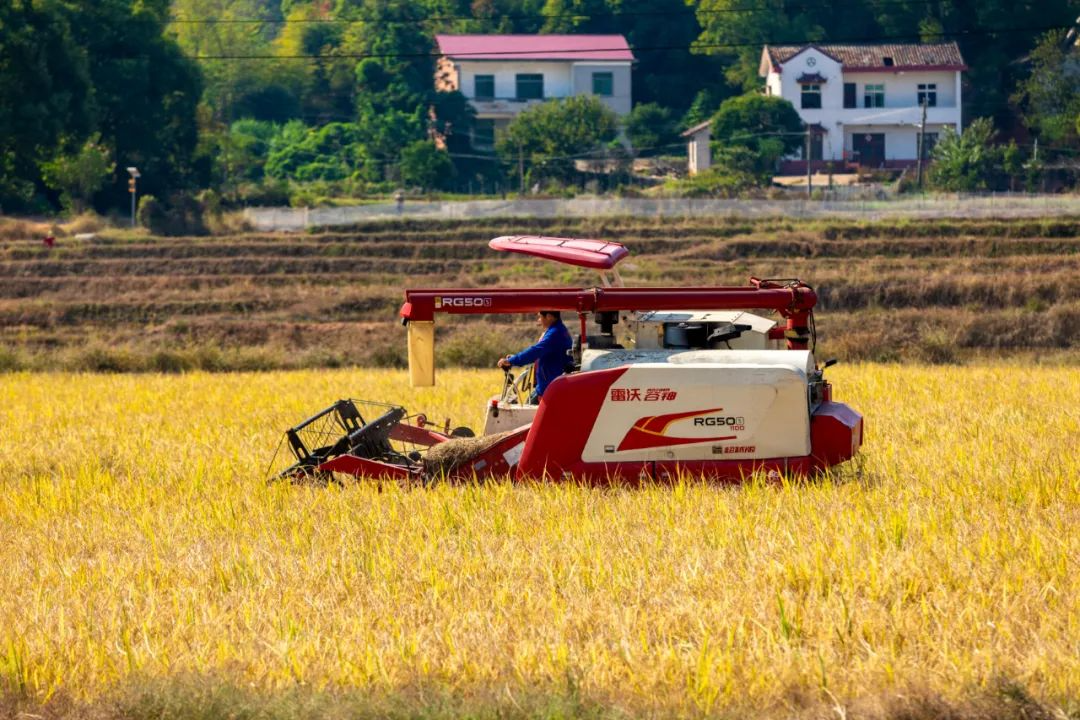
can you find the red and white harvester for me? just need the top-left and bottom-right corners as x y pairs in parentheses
(274, 236), (863, 485)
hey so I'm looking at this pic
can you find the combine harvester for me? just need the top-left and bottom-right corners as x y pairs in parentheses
(274, 236), (863, 484)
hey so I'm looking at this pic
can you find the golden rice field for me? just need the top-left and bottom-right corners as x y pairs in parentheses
(1, 364), (1078, 719)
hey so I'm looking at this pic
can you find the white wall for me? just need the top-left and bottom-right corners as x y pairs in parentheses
(457, 60), (574, 100)
(845, 123), (955, 161)
(571, 62), (632, 115)
(842, 70), (958, 107)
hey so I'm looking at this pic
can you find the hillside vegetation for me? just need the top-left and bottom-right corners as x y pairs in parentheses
(1, 216), (1078, 371)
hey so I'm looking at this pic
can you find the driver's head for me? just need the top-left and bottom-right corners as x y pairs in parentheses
(537, 310), (561, 328)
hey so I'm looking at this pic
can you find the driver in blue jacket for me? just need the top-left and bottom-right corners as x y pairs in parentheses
(497, 310), (574, 403)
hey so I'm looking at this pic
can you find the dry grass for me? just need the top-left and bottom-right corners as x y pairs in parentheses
(0, 216), (1078, 370)
(0, 364), (1077, 718)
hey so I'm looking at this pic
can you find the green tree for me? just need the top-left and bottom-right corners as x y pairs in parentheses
(498, 95), (619, 182)
(693, 0), (823, 90)
(225, 120), (279, 183)
(170, 0), (289, 123)
(626, 103), (679, 156)
(0, 0), (92, 210)
(929, 118), (1003, 192)
(265, 121), (372, 182)
(540, 0), (724, 113)
(399, 141), (454, 191)
(272, 2), (354, 124)
(40, 135), (115, 212)
(682, 88), (726, 129)
(66, 0), (203, 201)
(1013, 30), (1080, 147)
(710, 93), (803, 175)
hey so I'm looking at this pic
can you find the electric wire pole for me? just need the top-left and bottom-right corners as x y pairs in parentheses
(805, 125), (812, 200)
(916, 97), (928, 188)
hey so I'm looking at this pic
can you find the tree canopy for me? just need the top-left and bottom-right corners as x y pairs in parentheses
(1, 0), (1077, 212)
(0, 0), (200, 211)
(498, 95), (620, 182)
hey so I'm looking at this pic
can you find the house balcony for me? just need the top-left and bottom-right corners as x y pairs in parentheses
(467, 97), (553, 118)
(798, 104), (961, 128)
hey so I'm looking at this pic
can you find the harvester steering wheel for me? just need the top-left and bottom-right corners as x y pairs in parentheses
(501, 366), (535, 406)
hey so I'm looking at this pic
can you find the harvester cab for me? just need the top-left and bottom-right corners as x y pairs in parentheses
(273, 235), (863, 485)
(480, 236), (787, 436)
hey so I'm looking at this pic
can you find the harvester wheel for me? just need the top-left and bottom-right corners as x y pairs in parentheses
(450, 426), (475, 438)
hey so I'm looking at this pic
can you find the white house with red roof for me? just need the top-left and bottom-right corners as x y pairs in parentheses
(759, 42), (966, 170)
(435, 34), (634, 149)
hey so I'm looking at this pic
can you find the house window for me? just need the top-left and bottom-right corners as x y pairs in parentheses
(474, 75), (495, 100)
(516, 73), (544, 100)
(592, 72), (613, 96)
(863, 83), (885, 108)
(843, 82), (856, 108)
(917, 83), (937, 107)
(801, 84), (822, 109)
(473, 119), (495, 149)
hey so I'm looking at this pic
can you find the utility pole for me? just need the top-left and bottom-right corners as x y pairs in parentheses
(518, 144), (525, 195)
(916, 97), (928, 188)
(805, 126), (812, 200)
(126, 167), (140, 228)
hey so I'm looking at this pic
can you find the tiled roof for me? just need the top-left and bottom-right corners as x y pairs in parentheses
(680, 119), (712, 137)
(436, 34), (634, 61)
(764, 42), (965, 71)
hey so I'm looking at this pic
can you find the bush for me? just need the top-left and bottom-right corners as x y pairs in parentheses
(438, 324), (530, 368)
(929, 118), (1003, 192)
(711, 94), (804, 159)
(234, 180), (290, 207)
(399, 141), (454, 191)
(137, 193), (208, 236)
(626, 103), (679, 157)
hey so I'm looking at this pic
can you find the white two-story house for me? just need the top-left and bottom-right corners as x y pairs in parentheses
(760, 43), (966, 170)
(435, 34), (634, 149)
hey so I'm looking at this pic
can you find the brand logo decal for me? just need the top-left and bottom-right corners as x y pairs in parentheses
(693, 415), (745, 430)
(617, 407), (738, 452)
(610, 387), (677, 402)
(435, 296), (492, 309)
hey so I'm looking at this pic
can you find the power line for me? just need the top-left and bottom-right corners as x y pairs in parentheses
(168, 0), (973, 25)
(183, 23), (1071, 60)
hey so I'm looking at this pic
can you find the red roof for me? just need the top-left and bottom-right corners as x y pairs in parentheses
(489, 236), (629, 270)
(436, 34), (634, 61)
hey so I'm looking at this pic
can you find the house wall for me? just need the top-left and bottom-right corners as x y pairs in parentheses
(456, 60), (574, 101)
(687, 129), (711, 175)
(844, 123), (955, 161)
(841, 70), (959, 107)
(449, 59), (633, 118)
(571, 63), (632, 115)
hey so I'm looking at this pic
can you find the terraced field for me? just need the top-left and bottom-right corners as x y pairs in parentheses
(1, 216), (1077, 370)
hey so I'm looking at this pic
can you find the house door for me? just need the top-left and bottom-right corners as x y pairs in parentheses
(853, 133), (885, 167)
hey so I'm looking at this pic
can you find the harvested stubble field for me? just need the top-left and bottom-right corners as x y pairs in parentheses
(0, 216), (1078, 371)
(1, 364), (1078, 719)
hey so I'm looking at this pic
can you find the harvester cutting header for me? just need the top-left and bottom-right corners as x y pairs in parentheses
(274, 235), (863, 485)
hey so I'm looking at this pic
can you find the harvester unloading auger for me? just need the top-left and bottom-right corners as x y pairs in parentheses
(271, 235), (863, 485)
